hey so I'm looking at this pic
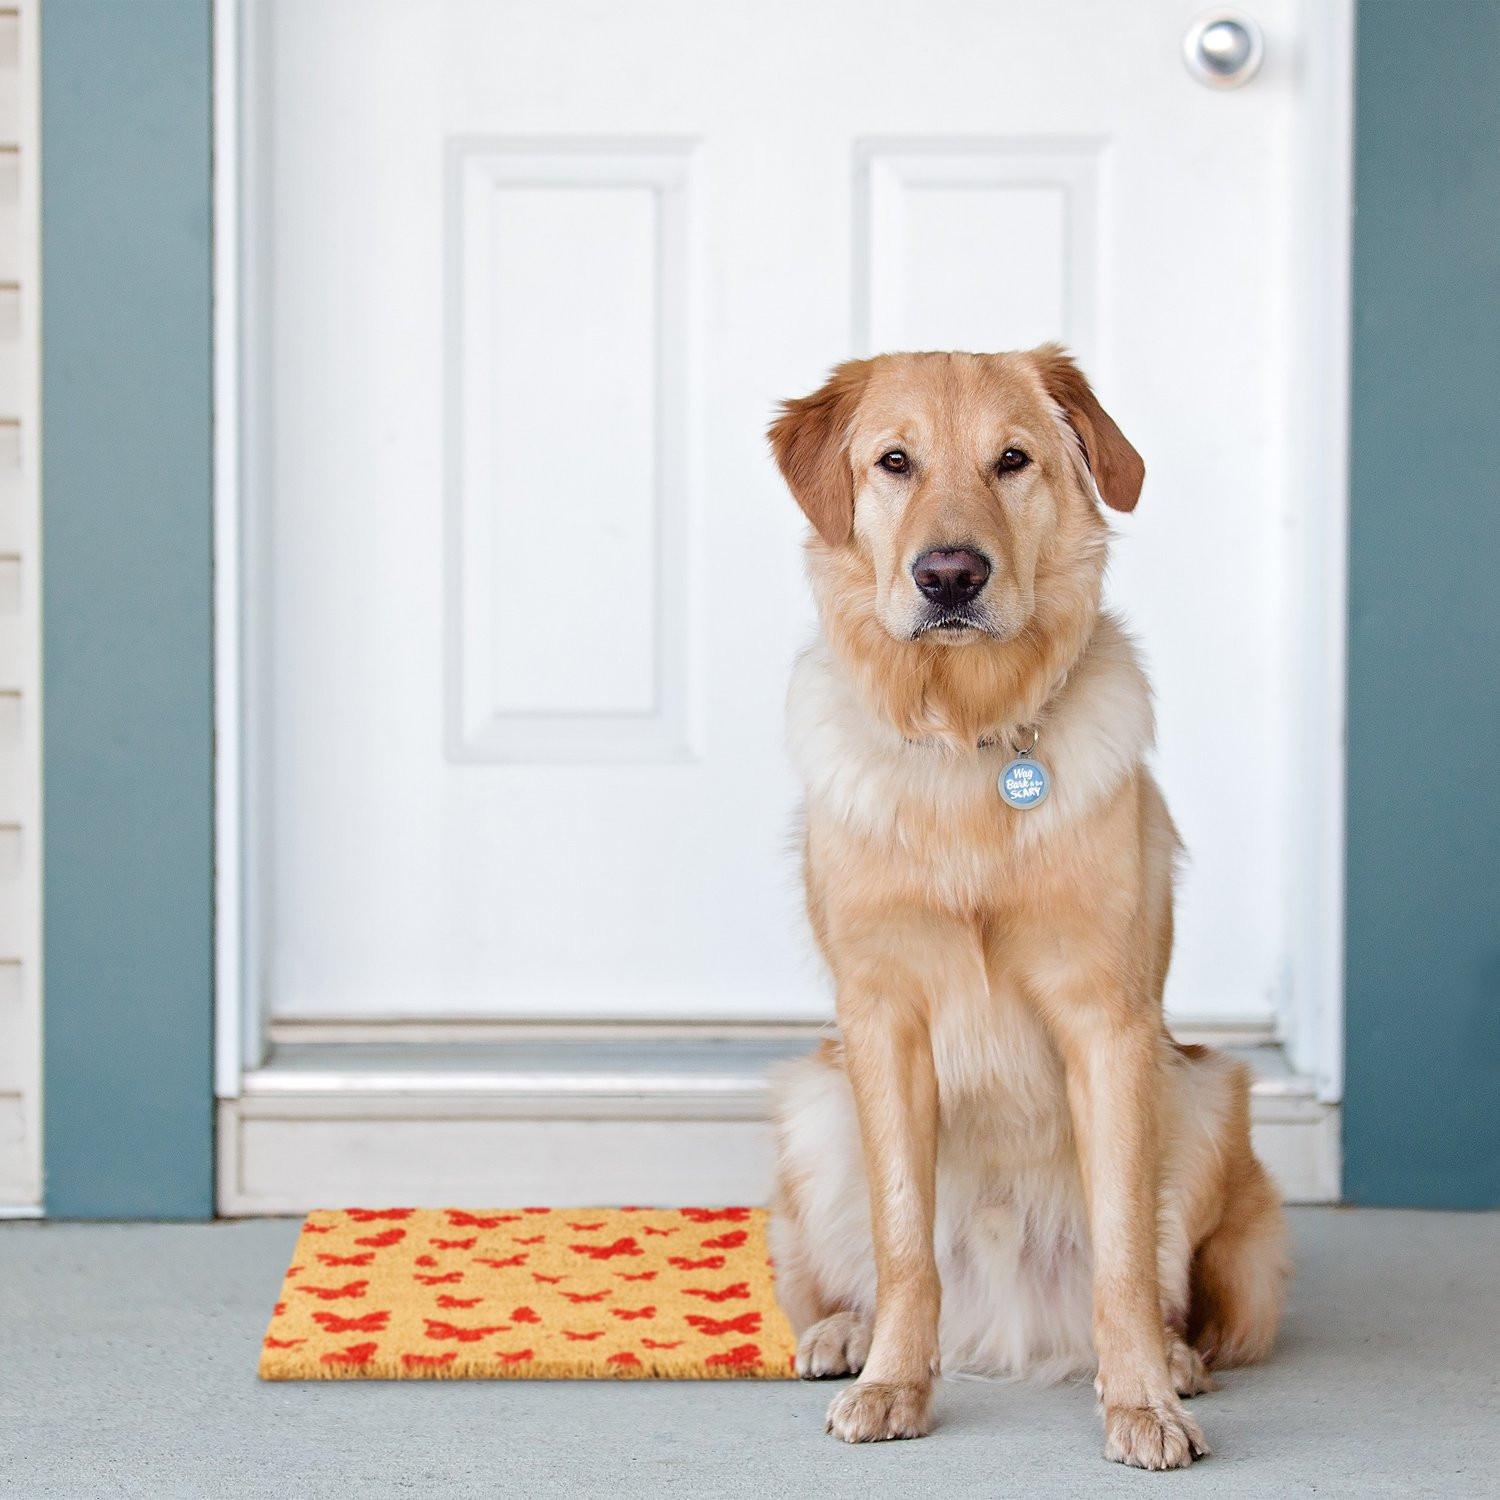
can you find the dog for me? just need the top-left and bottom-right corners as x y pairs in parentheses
(766, 347), (1288, 1469)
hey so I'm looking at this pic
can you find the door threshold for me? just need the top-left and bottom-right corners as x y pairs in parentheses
(241, 1034), (823, 1106)
(263, 1014), (1285, 1049)
(220, 1028), (1339, 1214)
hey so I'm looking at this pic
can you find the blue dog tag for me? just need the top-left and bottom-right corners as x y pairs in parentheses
(998, 755), (1050, 810)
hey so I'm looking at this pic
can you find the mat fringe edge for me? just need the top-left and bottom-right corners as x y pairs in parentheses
(259, 1353), (797, 1382)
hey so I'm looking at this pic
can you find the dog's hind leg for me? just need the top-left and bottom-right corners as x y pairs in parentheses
(1163, 1042), (1289, 1371)
(795, 1309), (874, 1379)
(769, 1175), (873, 1379)
(1189, 1154), (1288, 1369)
(769, 1042), (880, 1381)
(1156, 1043), (1267, 1395)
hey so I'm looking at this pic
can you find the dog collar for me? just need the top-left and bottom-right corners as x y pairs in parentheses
(902, 725), (1052, 811)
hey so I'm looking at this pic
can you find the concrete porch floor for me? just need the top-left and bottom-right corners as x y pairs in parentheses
(2, 1209), (1496, 1498)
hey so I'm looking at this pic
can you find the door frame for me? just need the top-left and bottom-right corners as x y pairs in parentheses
(211, 0), (1355, 1105)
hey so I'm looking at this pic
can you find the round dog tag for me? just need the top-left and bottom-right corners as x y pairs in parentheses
(998, 755), (1050, 810)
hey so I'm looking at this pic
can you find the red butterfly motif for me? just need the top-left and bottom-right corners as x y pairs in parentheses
(702, 1229), (748, 1250)
(641, 1226), (677, 1237)
(402, 1352), (456, 1369)
(272, 1302), (287, 1317)
(615, 1271), (658, 1282)
(607, 1351), (641, 1367)
(286, 1266), (303, 1277)
(312, 1310), (389, 1333)
(679, 1207), (751, 1224)
(683, 1282), (750, 1304)
(424, 1318), (513, 1343)
(317, 1252), (374, 1268)
(414, 1254), (439, 1268)
(430, 1237), (477, 1250)
(560, 1290), (609, 1304)
(302, 1223), (334, 1234)
(448, 1211), (519, 1228)
(640, 1337), (682, 1350)
(297, 1279), (369, 1301)
(345, 1208), (414, 1222)
(522, 1208), (551, 1215)
(705, 1342), (762, 1368)
(495, 1348), (534, 1363)
(263, 1336), (305, 1349)
(320, 1341), (379, 1366)
(568, 1222), (604, 1232)
(532, 1273), (564, 1284)
(510, 1306), (541, 1324)
(415, 1272), (465, 1285)
(355, 1228), (406, 1248)
(513, 1235), (545, 1246)
(611, 1306), (656, 1321)
(436, 1294), (484, 1309)
(684, 1311), (762, 1337)
(668, 1255), (725, 1271)
(562, 1330), (604, 1341)
(570, 1236), (642, 1260)
(474, 1254), (528, 1269)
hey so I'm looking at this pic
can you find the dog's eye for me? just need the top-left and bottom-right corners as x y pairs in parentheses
(878, 450), (909, 474)
(997, 448), (1030, 474)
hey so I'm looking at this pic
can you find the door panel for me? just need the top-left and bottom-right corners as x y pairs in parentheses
(256, 0), (1328, 1022)
(451, 143), (697, 760)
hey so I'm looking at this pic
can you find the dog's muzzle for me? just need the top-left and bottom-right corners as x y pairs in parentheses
(911, 548), (991, 636)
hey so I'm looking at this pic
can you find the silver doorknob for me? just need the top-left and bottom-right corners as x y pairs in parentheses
(1183, 11), (1264, 89)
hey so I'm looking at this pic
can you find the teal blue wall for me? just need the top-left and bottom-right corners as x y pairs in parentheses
(1344, 0), (1500, 1207)
(41, 1), (214, 1217)
(32, 1), (1498, 1215)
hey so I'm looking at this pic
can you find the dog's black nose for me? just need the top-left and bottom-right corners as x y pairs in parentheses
(912, 548), (990, 606)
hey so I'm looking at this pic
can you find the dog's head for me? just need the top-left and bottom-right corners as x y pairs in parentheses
(769, 347), (1142, 647)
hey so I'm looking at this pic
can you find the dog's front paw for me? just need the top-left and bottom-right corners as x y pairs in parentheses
(797, 1311), (873, 1379)
(1102, 1397), (1209, 1470)
(825, 1379), (931, 1443)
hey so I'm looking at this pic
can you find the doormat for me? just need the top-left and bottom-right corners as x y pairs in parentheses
(260, 1206), (797, 1379)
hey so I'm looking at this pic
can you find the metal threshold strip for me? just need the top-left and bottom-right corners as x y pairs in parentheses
(242, 1032), (1317, 1103)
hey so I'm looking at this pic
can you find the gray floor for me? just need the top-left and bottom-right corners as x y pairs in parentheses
(2, 1210), (1497, 1499)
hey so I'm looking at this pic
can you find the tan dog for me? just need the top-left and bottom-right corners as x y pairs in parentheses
(766, 348), (1287, 1469)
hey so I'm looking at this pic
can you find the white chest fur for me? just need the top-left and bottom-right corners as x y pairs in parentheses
(787, 612), (1156, 853)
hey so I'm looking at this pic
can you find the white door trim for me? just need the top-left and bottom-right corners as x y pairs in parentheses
(213, 0), (273, 1094)
(212, 1), (1355, 1106)
(1280, 0), (1354, 1104)
(212, 0), (243, 1097)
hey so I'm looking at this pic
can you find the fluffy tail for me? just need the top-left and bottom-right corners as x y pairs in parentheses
(1188, 1157), (1290, 1368)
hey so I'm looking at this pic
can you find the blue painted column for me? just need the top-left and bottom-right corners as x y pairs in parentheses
(1344, 0), (1500, 1207)
(41, 1), (214, 1217)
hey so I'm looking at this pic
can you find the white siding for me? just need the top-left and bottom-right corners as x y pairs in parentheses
(0, 1), (40, 1213)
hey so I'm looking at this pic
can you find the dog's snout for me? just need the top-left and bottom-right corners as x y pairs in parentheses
(912, 548), (991, 606)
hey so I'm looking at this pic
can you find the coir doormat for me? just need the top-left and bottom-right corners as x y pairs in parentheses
(260, 1206), (796, 1379)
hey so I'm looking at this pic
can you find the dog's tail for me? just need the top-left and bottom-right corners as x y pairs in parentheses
(1187, 1154), (1290, 1368)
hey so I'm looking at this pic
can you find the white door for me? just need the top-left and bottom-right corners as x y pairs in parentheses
(249, 0), (1346, 1039)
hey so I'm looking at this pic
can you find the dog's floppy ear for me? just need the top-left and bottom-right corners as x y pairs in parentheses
(1032, 344), (1144, 513)
(768, 360), (873, 546)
